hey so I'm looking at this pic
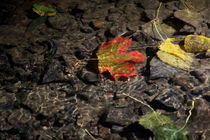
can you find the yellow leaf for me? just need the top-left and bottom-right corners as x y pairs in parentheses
(184, 35), (210, 53)
(32, 8), (45, 16)
(157, 38), (194, 70)
(159, 38), (193, 62)
(47, 12), (56, 16)
(157, 51), (191, 70)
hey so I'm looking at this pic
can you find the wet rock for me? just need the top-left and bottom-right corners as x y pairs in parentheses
(80, 37), (100, 52)
(179, 24), (195, 33)
(134, 0), (159, 9)
(8, 109), (31, 125)
(105, 107), (137, 126)
(141, 10), (155, 22)
(98, 125), (111, 138)
(82, 3), (110, 21)
(107, 8), (124, 22)
(142, 22), (176, 40)
(6, 47), (30, 66)
(174, 9), (203, 33)
(80, 26), (93, 33)
(0, 25), (25, 46)
(152, 88), (184, 111)
(0, 90), (16, 110)
(0, 50), (11, 72)
(21, 84), (76, 117)
(144, 84), (158, 96)
(42, 59), (65, 83)
(186, 99), (210, 133)
(150, 57), (180, 79)
(0, 110), (13, 130)
(48, 13), (72, 30)
(54, 0), (74, 12)
(77, 69), (99, 84)
(76, 103), (104, 127)
(190, 70), (208, 84)
(171, 68), (209, 95)
(114, 75), (147, 100)
(108, 23), (127, 37)
(132, 31), (154, 45)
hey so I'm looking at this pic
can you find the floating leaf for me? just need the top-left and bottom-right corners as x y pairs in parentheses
(154, 125), (188, 140)
(32, 3), (56, 16)
(184, 35), (210, 53)
(139, 112), (172, 131)
(96, 36), (145, 81)
(157, 38), (193, 70)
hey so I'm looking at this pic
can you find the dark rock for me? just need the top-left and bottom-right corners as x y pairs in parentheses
(150, 57), (180, 79)
(0, 51), (10, 72)
(106, 107), (137, 126)
(190, 70), (208, 84)
(8, 109), (31, 125)
(6, 47), (30, 66)
(145, 84), (158, 96)
(80, 26), (93, 33)
(108, 23), (127, 37)
(186, 99), (210, 132)
(48, 13), (72, 30)
(42, 59), (65, 83)
(174, 9), (203, 33)
(152, 88), (184, 111)
(0, 110), (13, 130)
(21, 84), (76, 117)
(77, 69), (99, 84)
(107, 9), (124, 22)
(0, 90), (16, 110)
(191, 87), (209, 96)
(0, 25), (25, 46)
(81, 38), (100, 52)
(134, 0), (159, 9)
(132, 31), (154, 44)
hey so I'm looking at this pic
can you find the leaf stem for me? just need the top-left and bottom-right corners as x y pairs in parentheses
(84, 129), (96, 140)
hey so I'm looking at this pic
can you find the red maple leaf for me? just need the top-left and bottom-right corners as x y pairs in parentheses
(96, 36), (145, 81)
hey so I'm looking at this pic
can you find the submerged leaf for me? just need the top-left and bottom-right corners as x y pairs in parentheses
(154, 125), (188, 140)
(184, 35), (210, 53)
(96, 36), (145, 81)
(139, 112), (172, 131)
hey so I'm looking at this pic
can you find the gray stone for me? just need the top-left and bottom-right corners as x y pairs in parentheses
(150, 57), (180, 79)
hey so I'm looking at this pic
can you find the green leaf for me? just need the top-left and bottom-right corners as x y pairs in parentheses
(138, 112), (172, 131)
(154, 125), (188, 140)
(33, 3), (56, 13)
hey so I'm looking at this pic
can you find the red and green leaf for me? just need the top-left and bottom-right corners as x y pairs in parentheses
(96, 36), (145, 81)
